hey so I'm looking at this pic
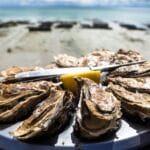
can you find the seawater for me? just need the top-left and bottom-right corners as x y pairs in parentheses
(0, 6), (150, 24)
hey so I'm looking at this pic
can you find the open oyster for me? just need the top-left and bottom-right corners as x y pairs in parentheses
(108, 83), (150, 121)
(0, 81), (50, 123)
(12, 87), (74, 140)
(74, 77), (121, 139)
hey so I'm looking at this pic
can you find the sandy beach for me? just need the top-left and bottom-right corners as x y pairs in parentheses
(0, 22), (150, 70)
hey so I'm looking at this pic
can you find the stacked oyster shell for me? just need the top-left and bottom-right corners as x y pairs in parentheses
(0, 49), (149, 141)
(107, 49), (150, 121)
(54, 49), (114, 67)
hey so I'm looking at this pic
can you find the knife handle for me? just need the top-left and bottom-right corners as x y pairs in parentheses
(60, 70), (101, 93)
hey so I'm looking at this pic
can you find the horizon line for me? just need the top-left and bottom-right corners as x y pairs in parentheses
(0, 4), (149, 8)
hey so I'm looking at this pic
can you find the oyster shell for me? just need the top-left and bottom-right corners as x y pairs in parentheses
(108, 83), (150, 121)
(44, 63), (58, 69)
(74, 77), (121, 139)
(108, 77), (150, 94)
(54, 49), (144, 68)
(54, 49), (113, 68)
(54, 54), (79, 67)
(108, 62), (150, 78)
(12, 87), (74, 140)
(0, 81), (50, 123)
(78, 49), (114, 67)
(111, 49), (144, 64)
(0, 66), (44, 78)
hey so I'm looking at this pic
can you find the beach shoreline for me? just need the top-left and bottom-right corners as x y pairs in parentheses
(0, 20), (149, 70)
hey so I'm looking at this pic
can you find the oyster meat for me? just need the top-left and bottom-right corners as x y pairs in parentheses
(12, 87), (74, 140)
(108, 83), (150, 121)
(0, 81), (50, 123)
(74, 77), (121, 139)
(111, 49), (144, 64)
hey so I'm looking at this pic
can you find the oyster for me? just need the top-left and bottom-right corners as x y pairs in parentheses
(0, 66), (44, 78)
(108, 62), (150, 78)
(0, 66), (34, 78)
(78, 49), (114, 67)
(12, 87), (74, 140)
(54, 54), (78, 67)
(0, 81), (50, 123)
(54, 49), (114, 68)
(44, 63), (58, 69)
(108, 83), (150, 121)
(74, 77), (121, 139)
(108, 77), (150, 94)
(111, 49), (144, 64)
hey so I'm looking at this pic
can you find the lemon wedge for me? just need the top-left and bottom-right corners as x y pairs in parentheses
(60, 70), (100, 93)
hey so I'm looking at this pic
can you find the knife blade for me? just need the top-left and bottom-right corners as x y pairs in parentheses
(14, 60), (145, 80)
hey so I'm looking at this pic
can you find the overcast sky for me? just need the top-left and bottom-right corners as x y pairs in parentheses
(0, 0), (149, 6)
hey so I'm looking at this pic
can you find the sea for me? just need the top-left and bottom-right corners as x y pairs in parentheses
(0, 6), (150, 25)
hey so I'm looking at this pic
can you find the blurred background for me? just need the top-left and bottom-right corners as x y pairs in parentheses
(0, 0), (150, 69)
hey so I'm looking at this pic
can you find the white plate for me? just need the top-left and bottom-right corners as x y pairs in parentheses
(0, 117), (150, 150)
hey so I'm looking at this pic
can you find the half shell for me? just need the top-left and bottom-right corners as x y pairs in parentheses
(108, 62), (150, 78)
(108, 77), (150, 94)
(109, 83), (150, 121)
(0, 81), (50, 123)
(12, 87), (74, 140)
(74, 77), (121, 139)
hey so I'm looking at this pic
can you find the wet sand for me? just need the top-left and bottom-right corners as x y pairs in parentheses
(0, 22), (149, 70)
